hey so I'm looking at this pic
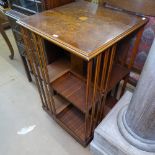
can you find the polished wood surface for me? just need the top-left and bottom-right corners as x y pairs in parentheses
(100, 0), (155, 16)
(18, 1), (147, 60)
(57, 105), (86, 142)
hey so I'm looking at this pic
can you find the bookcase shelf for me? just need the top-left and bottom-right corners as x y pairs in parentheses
(47, 58), (70, 83)
(41, 56), (131, 146)
(55, 94), (117, 144)
(57, 105), (86, 142)
(51, 71), (91, 114)
(49, 61), (129, 114)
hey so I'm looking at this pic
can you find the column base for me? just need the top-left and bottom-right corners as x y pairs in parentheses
(118, 105), (155, 152)
(90, 91), (154, 155)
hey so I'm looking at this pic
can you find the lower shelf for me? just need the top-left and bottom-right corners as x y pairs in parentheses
(56, 105), (86, 142)
(54, 95), (117, 145)
(43, 93), (118, 146)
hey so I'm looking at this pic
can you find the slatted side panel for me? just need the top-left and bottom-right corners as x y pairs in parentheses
(21, 27), (55, 115)
(84, 30), (143, 140)
(85, 44), (117, 140)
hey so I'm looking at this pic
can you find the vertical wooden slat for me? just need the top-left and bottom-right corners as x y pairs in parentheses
(90, 53), (102, 134)
(99, 44), (117, 120)
(30, 33), (50, 111)
(98, 49), (110, 121)
(26, 32), (50, 110)
(104, 44), (117, 91)
(35, 34), (56, 114)
(96, 50), (110, 125)
(100, 49), (110, 92)
(85, 60), (93, 139)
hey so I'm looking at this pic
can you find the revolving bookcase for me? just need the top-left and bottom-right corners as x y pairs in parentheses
(18, 1), (147, 146)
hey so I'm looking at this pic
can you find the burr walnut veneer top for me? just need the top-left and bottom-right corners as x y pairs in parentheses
(18, 1), (147, 60)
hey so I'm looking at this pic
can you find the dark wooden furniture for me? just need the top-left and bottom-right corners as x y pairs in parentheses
(18, 1), (147, 146)
(0, 6), (14, 59)
(5, 0), (74, 82)
(8, 0), (74, 15)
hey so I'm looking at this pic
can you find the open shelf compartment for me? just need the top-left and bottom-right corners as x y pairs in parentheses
(107, 63), (130, 92)
(51, 71), (92, 114)
(47, 58), (71, 83)
(54, 94), (117, 145)
(50, 63), (129, 114)
(56, 105), (86, 142)
(53, 94), (70, 114)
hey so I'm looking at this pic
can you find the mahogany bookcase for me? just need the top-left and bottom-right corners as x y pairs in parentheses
(17, 1), (147, 146)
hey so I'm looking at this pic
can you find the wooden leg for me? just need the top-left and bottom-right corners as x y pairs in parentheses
(120, 74), (129, 97)
(20, 55), (32, 82)
(114, 83), (119, 98)
(0, 25), (14, 60)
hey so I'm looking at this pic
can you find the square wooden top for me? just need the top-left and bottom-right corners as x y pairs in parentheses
(18, 1), (147, 60)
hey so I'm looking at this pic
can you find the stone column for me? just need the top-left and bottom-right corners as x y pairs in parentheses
(118, 39), (155, 152)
